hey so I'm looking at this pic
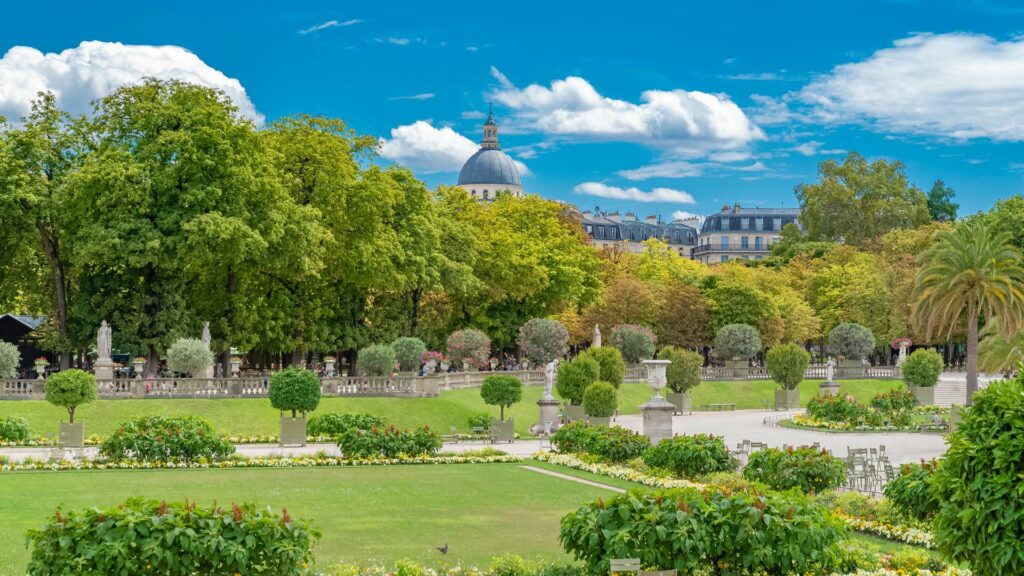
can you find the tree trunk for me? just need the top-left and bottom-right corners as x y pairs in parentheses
(291, 347), (304, 368)
(38, 227), (70, 369)
(68, 406), (75, 424)
(144, 346), (160, 379)
(966, 314), (979, 406)
(410, 288), (421, 335)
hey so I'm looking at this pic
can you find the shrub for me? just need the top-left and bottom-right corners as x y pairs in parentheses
(26, 497), (318, 575)
(656, 346), (702, 394)
(642, 434), (736, 478)
(806, 393), (873, 424)
(481, 374), (523, 420)
(556, 356), (600, 405)
(0, 416), (30, 442)
(390, 337), (427, 371)
(0, 341), (19, 378)
(359, 344), (397, 376)
(165, 337), (214, 376)
(518, 318), (569, 365)
(307, 413), (386, 437)
(577, 346), (625, 388)
(828, 323), (875, 359)
(766, 343), (810, 390)
(743, 446), (847, 494)
(609, 324), (656, 363)
(884, 461), (939, 521)
(869, 389), (916, 414)
(446, 328), (491, 367)
(489, 554), (534, 576)
(99, 415), (234, 462)
(932, 377), (1024, 574)
(268, 367), (321, 417)
(468, 413), (491, 430)
(551, 421), (650, 463)
(901, 348), (943, 388)
(44, 369), (96, 423)
(337, 424), (441, 458)
(582, 381), (617, 417)
(560, 487), (845, 576)
(713, 323), (761, 360)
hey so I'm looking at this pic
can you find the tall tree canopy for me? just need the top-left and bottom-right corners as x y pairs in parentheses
(926, 180), (958, 222)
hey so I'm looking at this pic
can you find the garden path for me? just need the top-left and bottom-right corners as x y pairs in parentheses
(519, 465), (626, 492)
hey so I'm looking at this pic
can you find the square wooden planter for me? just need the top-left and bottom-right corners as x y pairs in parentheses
(910, 385), (935, 406)
(587, 416), (611, 427)
(279, 415), (308, 447)
(490, 419), (514, 443)
(563, 404), (585, 424)
(666, 392), (692, 415)
(774, 389), (801, 411)
(59, 422), (84, 448)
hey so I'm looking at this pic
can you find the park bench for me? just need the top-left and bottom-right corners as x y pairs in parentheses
(918, 415), (950, 433)
(698, 403), (736, 412)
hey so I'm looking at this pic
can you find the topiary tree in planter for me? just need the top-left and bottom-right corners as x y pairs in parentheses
(45, 369), (96, 448)
(165, 337), (215, 377)
(828, 323), (875, 369)
(766, 343), (810, 410)
(714, 324), (761, 375)
(269, 367), (322, 446)
(901, 348), (943, 405)
(480, 374), (522, 421)
(358, 344), (397, 377)
(583, 381), (618, 426)
(389, 337), (426, 373)
(609, 324), (656, 363)
(446, 328), (491, 370)
(557, 356), (600, 422)
(518, 318), (569, 365)
(578, 346), (626, 388)
(657, 346), (703, 414)
(0, 341), (20, 378)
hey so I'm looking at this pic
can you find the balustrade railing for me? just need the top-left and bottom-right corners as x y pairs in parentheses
(700, 364), (899, 381)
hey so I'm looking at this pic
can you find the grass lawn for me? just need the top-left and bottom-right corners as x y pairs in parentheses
(0, 379), (902, 439)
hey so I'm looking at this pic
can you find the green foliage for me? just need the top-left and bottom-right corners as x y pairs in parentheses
(933, 378), (1024, 573)
(446, 328), (491, 368)
(468, 413), (491, 430)
(713, 323), (761, 359)
(828, 322), (875, 359)
(869, 389), (916, 414)
(641, 434), (736, 478)
(884, 461), (939, 521)
(577, 346), (625, 388)
(307, 413), (386, 437)
(517, 318), (569, 365)
(359, 344), (397, 376)
(560, 486), (845, 576)
(337, 424), (441, 458)
(901, 348), (943, 387)
(99, 415), (234, 462)
(807, 394), (875, 425)
(656, 346), (702, 394)
(743, 446), (847, 494)
(766, 343), (810, 390)
(608, 324), (656, 363)
(480, 374), (523, 420)
(0, 416), (30, 442)
(165, 337), (215, 376)
(582, 381), (617, 417)
(44, 369), (95, 423)
(927, 180), (958, 222)
(268, 367), (322, 417)
(26, 497), (319, 575)
(0, 341), (19, 378)
(391, 337), (427, 371)
(550, 421), (650, 463)
(555, 356), (599, 405)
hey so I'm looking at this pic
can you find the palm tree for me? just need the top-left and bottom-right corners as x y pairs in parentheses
(912, 219), (1024, 405)
(978, 324), (1024, 376)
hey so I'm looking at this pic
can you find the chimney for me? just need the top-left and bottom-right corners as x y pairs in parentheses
(721, 204), (730, 212)
(607, 211), (621, 223)
(732, 203), (741, 214)
(582, 210), (593, 217)
(645, 215), (657, 224)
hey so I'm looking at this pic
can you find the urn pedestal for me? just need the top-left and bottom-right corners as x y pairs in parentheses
(534, 398), (560, 435)
(819, 382), (841, 397)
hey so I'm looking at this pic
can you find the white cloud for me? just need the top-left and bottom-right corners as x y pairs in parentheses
(466, 46), (479, 52)
(387, 37), (410, 46)
(790, 141), (846, 156)
(617, 159), (767, 181)
(298, 18), (362, 34)
(379, 120), (529, 175)
(573, 182), (695, 204)
(0, 41), (261, 123)
(726, 72), (784, 81)
(672, 210), (704, 224)
(388, 93), (435, 101)
(461, 110), (486, 119)
(793, 32), (1024, 140)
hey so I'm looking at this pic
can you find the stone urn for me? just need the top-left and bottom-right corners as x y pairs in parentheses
(909, 385), (935, 406)
(132, 358), (145, 377)
(230, 358), (241, 376)
(324, 358), (336, 376)
(640, 359), (674, 444)
(774, 388), (801, 410)
(666, 391), (692, 415)
(59, 422), (85, 449)
(279, 414), (308, 447)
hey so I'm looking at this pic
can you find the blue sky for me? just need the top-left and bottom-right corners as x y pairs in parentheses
(3, 0), (1024, 220)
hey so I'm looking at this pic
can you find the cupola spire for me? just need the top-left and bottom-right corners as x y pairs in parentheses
(481, 101), (499, 149)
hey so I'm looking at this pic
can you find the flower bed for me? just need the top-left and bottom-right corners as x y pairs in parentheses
(534, 452), (703, 489)
(0, 433), (340, 447)
(835, 512), (935, 549)
(789, 412), (946, 433)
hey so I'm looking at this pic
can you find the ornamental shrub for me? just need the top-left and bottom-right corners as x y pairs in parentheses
(481, 374), (523, 420)
(884, 460), (939, 521)
(268, 367), (321, 417)
(165, 337), (214, 376)
(99, 415), (234, 462)
(556, 356), (600, 405)
(390, 337), (427, 371)
(44, 369), (95, 423)
(743, 446), (847, 494)
(0, 416), (30, 442)
(468, 413), (491, 430)
(26, 497), (319, 576)
(359, 344), (397, 376)
(550, 421), (650, 463)
(307, 413), (386, 437)
(657, 346), (702, 394)
(713, 323), (761, 360)
(337, 424), (441, 458)
(806, 393), (873, 424)
(932, 377), (1024, 574)
(0, 341), (19, 378)
(577, 346), (625, 388)
(446, 328), (491, 368)
(560, 486), (845, 576)
(518, 318), (569, 365)
(608, 324), (656, 363)
(869, 389), (916, 414)
(582, 381), (617, 417)
(766, 343), (810, 390)
(901, 348), (943, 388)
(642, 434), (737, 478)
(828, 322), (875, 359)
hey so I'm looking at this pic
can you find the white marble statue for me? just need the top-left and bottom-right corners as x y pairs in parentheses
(593, 324), (602, 348)
(97, 321), (112, 360)
(543, 358), (560, 400)
(825, 357), (835, 383)
(201, 321), (211, 349)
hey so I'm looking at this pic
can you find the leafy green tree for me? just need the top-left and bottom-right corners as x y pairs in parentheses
(517, 318), (569, 365)
(657, 346), (703, 394)
(268, 367), (321, 417)
(828, 323), (875, 360)
(578, 346), (626, 388)
(926, 180), (958, 222)
(165, 338), (215, 377)
(556, 356), (600, 405)
(480, 374), (522, 421)
(582, 381), (617, 418)
(0, 341), (19, 378)
(714, 324), (761, 360)
(978, 194), (1024, 251)
(390, 337), (426, 372)
(766, 344), (810, 390)
(609, 324), (656, 363)
(45, 369), (96, 423)
(901, 348), (943, 388)
(358, 344), (397, 376)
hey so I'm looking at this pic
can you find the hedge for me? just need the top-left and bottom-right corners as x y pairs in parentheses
(99, 415), (235, 462)
(641, 434), (736, 478)
(743, 446), (846, 494)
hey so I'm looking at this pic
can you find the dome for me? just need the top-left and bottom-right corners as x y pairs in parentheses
(457, 148), (521, 187)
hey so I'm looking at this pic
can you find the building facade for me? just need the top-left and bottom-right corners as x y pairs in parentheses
(456, 108), (523, 201)
(692, 204), (800, 264)
(581, 209), (698, 255)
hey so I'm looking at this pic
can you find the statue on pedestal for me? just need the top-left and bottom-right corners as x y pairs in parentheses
(825, 357), (835, 383)
(592, 325), (602, 348)
(543, 358), (559, 400)
(97, 321), (112, 361)
(201, 322), (211, 349)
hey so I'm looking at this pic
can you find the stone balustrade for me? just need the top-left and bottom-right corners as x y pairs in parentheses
(700, 364), (900, 381)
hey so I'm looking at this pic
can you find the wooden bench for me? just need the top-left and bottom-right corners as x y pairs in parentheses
(698, 403), (736, 412)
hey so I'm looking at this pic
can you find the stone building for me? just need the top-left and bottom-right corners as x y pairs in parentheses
(692, 204), (801, 263)
(456, 108), (523, 201)
(580, 209), (698, 255)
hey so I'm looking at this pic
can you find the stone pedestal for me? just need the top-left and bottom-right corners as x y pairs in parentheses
(93, 358), (115, 381)
(819, 382), (840, 396)
(535, 398), (560, 434)
(641, 399), (675, 444)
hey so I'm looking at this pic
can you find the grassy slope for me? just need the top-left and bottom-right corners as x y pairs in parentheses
(0, 379), (903, 438)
